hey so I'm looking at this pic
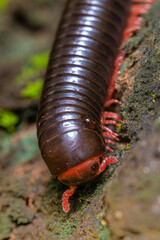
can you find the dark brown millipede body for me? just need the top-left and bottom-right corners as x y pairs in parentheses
(37, 0), (131, 211)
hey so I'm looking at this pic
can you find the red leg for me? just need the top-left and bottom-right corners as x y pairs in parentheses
(131, 4), (152, 15)
(102, 124), (119, 141)
(103, 131), (119, 141)
(104, 99), (121, 108)
(101, 111), (120, 149)
(96, 155), (117, 175)
(102, 112), (121, 122)
(102, 125), (118, 136)
(104, 120), (119, 127)
(105, 139), (115, 145)
(62, 186), (77, 213)
(106, 146), (113, 152)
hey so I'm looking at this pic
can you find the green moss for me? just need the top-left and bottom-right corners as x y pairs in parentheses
(0, 110), (19, 132)
(7, 199), (34, 225)
(49, 218), (78, 239)
(99, 228), (110, 240)
(21, 79), (43, 99)
(15, 51), (49, 85)
(117, 124), (122, 133)
(15, 132), (38, 164)
(121, 13), (160, 138)
(30, 52), (49, 69)
(15, 51), (49, 100)
(0, 213), (12, 240)
(126, 144), (130, 150)
(16, 66), (38, 84)
(0, 0), (10, 12)
(120, 62), (127, 72)
(4, 132), (38, 165)
(151, 93), (157, 99)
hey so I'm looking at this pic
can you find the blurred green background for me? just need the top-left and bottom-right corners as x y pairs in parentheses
(0, 0), (66, 132)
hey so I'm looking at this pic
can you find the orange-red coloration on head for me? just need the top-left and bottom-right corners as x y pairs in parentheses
(58, 158), (101, 186)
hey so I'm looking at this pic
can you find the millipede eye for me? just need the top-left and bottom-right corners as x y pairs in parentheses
(91, 163), (99, 174)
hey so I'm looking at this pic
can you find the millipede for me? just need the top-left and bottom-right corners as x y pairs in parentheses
(37, 0), (154, 212)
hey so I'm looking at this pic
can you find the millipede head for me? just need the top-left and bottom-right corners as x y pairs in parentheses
(58, 157), (101, 186)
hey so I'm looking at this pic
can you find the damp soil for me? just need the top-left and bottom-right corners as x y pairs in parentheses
(0, 1), (160, 240)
